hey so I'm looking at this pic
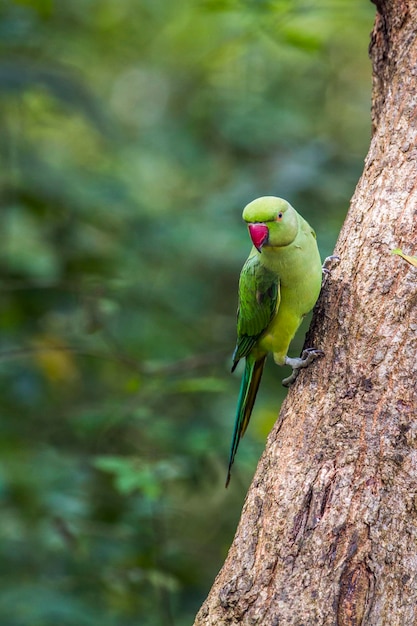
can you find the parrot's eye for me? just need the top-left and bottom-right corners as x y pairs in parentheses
(276, 212), (283, 221)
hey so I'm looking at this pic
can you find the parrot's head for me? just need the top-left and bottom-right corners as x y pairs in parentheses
(242, 196), (298, 252)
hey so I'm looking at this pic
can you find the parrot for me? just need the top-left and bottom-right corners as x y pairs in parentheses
(226, 196), (325, 487)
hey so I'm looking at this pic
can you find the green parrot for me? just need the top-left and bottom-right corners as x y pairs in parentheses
(226, 196), (324, 487)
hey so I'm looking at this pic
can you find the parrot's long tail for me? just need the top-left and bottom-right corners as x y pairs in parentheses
(226, 355), (267, 487)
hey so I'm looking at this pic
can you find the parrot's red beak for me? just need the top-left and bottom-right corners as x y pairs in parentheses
(248, 223), (269, 252)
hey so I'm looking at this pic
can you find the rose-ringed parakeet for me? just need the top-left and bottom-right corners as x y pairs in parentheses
(226, 196), (324, 487)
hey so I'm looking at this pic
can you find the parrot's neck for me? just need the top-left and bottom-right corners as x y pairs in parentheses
(258, 244), (289, 267)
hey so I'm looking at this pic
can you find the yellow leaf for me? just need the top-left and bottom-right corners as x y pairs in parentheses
(31, 335), (79, 384)
(391, 248), (417, 268)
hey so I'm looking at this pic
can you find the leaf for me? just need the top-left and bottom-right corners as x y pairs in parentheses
(92, 456), (186, 499)
(391, 248), (417, 267)
(31, 335), (79, 384)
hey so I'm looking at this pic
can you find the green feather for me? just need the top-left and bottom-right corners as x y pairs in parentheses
(226, 355), (266, 487)
(232, 254), (280, 368)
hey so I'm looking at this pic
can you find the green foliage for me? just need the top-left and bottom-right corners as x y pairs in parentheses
(0, 0), (374, 624)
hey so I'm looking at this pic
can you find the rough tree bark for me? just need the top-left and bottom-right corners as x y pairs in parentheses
(194, 1), (417, 624)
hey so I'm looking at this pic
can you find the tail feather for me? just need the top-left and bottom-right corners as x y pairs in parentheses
(226, 355), (267, 487)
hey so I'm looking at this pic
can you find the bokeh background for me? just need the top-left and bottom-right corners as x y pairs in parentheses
(1, 1), (374, 625)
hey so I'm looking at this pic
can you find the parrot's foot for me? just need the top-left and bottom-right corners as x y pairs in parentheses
(282, 348), (324, 387)
(322, 255), (340, 275)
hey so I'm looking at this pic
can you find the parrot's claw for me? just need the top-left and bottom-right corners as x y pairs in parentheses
(322, 255), (340, 275)
(282, 348), (324, 387)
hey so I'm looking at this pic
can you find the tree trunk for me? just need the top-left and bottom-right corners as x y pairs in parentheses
(194, 1), (417, 624)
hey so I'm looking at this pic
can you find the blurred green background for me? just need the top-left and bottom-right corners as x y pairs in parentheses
(0, 1), (374, 625)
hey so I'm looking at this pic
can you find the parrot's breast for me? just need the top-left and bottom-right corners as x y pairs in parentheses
(257, 227), (322, 363)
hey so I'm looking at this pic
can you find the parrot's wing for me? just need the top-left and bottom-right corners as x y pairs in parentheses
(232, 254), (280, 370)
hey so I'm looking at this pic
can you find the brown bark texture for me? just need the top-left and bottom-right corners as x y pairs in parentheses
(194, 1), (417, 624)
